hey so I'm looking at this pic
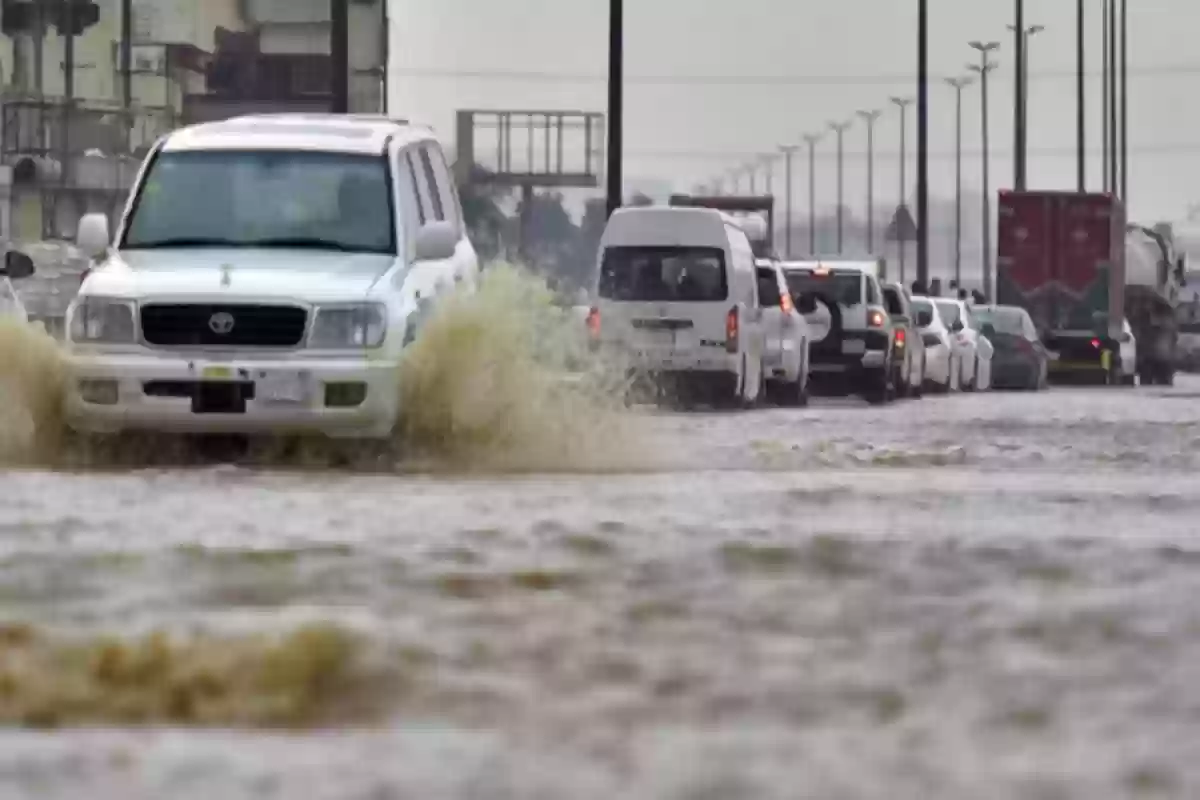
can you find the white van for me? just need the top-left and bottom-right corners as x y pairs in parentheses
(591, 206), (765, 407)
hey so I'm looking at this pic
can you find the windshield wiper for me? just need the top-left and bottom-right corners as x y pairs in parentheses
(123, 237), (243, 249)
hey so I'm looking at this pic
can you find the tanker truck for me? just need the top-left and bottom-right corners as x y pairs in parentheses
(1124, 223), (1185, 385)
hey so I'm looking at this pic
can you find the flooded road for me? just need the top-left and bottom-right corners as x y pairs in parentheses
(3, 381), (1200, 798)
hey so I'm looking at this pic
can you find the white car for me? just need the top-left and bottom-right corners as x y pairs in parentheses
(911, 296), (958, 392)
(756, 259), (809, 405)
(934, 297), (993, 391)
(63, 113), (479, 439)
(0, 251), (34, 322)
(592, 206), (766, 408)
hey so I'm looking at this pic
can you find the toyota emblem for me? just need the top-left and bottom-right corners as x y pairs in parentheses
(208, 312), (235, 335)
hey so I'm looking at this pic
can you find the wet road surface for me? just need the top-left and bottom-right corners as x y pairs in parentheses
(3, 380), (1200, 798)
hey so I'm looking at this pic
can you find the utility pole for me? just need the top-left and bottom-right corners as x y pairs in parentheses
(1076, 0), (1086, 190)
(1108, 0), (1117, 198)
(857, 109), (882, 254)
(1119, 0), (1127, 203)
(605, 0), (623, 217)
(890, 96), (913, 279)
(969, 41), (1000, 301)
(121, 0), (132, 111)
(330, 0), (349, 113)
(830, 120), (852, 254)
(780, 145), (798, 258)
(946, 76), (973, 290)
(803, 133), (822, 254)
(916, 0), (930, 287)
(1013, 0), (1025, 190)
(1102, 0), (1110, 191)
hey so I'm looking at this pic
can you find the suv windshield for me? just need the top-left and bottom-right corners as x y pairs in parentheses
(784, 270), (863, 307)
(122, 150), (395, 255)
(599, 246), (728, 302)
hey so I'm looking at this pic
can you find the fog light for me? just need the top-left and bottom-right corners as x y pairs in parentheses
(79, 379), (118, 405)
(324, 382), (367, 408)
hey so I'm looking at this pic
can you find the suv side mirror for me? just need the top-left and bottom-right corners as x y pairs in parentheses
(915, 310), (932, 327)
(414, 221), (458, 262)
(0, 250), (34, 279)
(795, 293), (817, 314)
(77, 213), (110, 258)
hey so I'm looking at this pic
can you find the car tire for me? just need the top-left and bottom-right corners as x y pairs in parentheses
(861, 365), (893, 405)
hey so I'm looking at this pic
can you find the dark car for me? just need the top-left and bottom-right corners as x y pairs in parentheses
(974, 305), (1049, 390)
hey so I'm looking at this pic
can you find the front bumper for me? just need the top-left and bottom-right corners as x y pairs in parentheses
(64, 349), (401, 439)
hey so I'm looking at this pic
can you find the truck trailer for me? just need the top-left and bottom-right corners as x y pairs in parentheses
(996, 190), (1129, 384)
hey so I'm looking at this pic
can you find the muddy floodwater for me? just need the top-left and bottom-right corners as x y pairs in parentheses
(3, 380), (1200, 798)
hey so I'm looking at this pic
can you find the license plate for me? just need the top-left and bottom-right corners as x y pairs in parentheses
(842, 340), (865, 354)
(256, 371), (308, 404)
(636, 330), (672, 347)
(201, 365), (233, 380)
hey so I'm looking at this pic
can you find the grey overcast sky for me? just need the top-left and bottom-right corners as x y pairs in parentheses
(388, 1), (1195, 223)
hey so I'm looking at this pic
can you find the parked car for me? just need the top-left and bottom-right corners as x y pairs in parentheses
(881, 281), (925, 398)
(934, 297), (993, 391)
(593, 206), (766, 408)
(0, 250), (34, 322)
(973, 304), (1050, 390)
(911, 296), (959, 393)
(756, 261), (810, 406)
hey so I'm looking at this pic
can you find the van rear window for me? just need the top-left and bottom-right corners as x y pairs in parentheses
(599, 246), (728, 302)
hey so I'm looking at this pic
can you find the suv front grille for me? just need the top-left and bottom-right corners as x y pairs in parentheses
(140, 303), (308, 347)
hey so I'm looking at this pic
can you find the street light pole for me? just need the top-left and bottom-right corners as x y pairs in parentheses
(969, 41), (1000, 301)
(889, 96), (913, 281)
(830, 120), (852, 254)
(916, 0), (930, 288)
(1013, 0), (1025, 190)
(780, 145), (798, 258)
(605, 0), (623, 218)
(748, 163), (757, 195)
(762, 154), (775, 197)
(803, 133), (822, 254)
(1102, 0), (1110, 191)
(1076, 0), (1086, 190)
(857, 109), (882, 254)
(1119, 0), (1127, 203)
(1108, 0), (1118, 197)
(946, 76), (973, 291)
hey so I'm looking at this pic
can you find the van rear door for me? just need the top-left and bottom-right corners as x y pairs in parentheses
(597, 245), (732, 358)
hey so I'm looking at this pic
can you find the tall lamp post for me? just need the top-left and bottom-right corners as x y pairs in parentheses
(969, 40), (1000, 301)
(829, 120), (852, 254)
(889, 96), (913, 280)
(1007, 21), (1044, 189)
(946, 76), (973, 290)
(780, 145), (799, 258)
(761, 154), (775, 197)
(1119, 0), (1127, 203)
(803, 132), (822, 254)
(1076, 0), (1085, 190)
(604, 0), (623, 218)
(916, 0), (930, 288)
(857, 109), (882, 254)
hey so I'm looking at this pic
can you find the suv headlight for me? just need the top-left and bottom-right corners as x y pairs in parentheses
(308, 303), (387, 349)
(68, 298), (137, 343)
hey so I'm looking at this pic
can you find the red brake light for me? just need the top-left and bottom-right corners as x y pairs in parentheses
(725, 306), (739, 353)
(1090, 338), (1101, 349)
(585, 307), (600, 338)
(868, 309), (886, 328)
(895, 328), (906, 346)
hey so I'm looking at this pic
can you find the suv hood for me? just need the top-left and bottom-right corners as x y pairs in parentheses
(82, 248), (399, 303)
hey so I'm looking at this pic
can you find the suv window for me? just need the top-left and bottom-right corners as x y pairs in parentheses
(784, 270), (863, 307)
(882, 286), (905, 316)
(865, 276), (881, 305)
(756, 267), (781, 306)
(417, 147), (445, 221)
(599, 246), (728, 302)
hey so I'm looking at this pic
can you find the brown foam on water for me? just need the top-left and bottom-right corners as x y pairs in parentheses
(0, 317), (67, 464)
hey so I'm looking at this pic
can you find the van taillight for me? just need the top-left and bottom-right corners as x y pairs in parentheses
(586, 307), (600, 339)
(895, 328), (906, 348)
(725, 307), (739, 353)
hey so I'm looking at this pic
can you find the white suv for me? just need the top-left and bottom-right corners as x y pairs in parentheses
(64, 113), (478, 439)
